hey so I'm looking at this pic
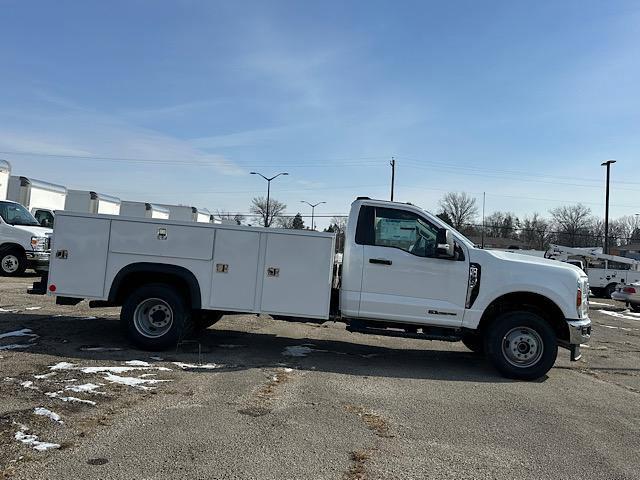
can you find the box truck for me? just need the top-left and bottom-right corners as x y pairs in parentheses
(64, 190), (121, 215)
(0, 160), (11, 200)
(7, 176), (66, 228)
(31, 197), (591, 380)
(158, 204), (211, 223)
(120, 201), (170, 220)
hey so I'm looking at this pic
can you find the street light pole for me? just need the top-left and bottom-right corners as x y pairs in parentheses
(601, 160), (616, 254)
(250, 171), (289, 227)
(301, 201), (326, 230)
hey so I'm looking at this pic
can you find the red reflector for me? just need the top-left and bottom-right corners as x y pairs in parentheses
(49, 284), (57, 292)
(623, 287), (636, 294)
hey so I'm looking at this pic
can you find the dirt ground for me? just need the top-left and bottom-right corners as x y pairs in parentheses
(1, 274), (639, 480)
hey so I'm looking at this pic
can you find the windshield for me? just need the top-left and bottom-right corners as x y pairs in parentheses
(0, 202), (40, 226)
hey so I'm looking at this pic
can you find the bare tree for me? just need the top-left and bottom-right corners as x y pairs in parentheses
(215, 210), (244, 225)
(250, 197), (286, 227)
(520, 213), (551, 250)
(616, 215), (640, 244)
(549, 204), (593, 247)
(484, 211), (520, 239)
(438, 192), (478, 230)
(326, 216), (348, 252)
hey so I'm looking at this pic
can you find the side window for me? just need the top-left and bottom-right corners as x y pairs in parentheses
(373, 207), (440, 258)
(34, 210), (54, 227)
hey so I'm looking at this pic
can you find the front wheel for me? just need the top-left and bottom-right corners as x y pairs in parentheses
(121, 283), (192, 350)
(485, 311), (558, 380)
(0, 248), (27, 277)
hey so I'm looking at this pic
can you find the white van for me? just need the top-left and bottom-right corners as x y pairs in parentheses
(7, 176), (67, 228)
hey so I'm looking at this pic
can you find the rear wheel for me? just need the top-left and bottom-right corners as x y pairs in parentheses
(630, 303), (640, 313)
(461, 334), (484, 354)
(121, 283), (192, 350)
(0, 248), (26, 277)
(604, 283), (617, 299)
(485, 311), (557, 380)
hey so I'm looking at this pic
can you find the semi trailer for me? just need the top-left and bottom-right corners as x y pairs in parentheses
(31, 197), (591, 380)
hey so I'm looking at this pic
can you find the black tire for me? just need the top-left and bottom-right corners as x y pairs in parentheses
(484, 311), (558, 381)
(630, 303), (640, 313)
(193, 311), (224, 331)
(604, 283), (617, 299)
(0, 248), (27, 277)
(461, 334), (484, 354)
(120, 283), (192, 350)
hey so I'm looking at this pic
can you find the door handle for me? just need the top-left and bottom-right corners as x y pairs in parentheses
(369, 258), (392, 265)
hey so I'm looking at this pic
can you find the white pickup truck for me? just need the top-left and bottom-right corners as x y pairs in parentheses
(31, 197), (591, 380)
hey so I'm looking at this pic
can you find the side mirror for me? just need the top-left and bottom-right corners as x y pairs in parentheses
(436, 228), (455, 259)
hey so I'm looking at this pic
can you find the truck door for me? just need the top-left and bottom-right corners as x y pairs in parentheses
(356, 205), (468, 327)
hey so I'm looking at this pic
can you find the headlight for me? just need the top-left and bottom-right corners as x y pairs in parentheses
(30, 236), (48, 252)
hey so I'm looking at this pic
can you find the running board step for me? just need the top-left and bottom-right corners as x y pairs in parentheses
(346, 324), (461, 342)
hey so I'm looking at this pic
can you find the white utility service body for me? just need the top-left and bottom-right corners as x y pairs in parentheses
(119, 201), (170, 219)
(38, 198), (591, 380)
(7, 176), (67, 228)
(546, 244), (640, 297)
(64, 190), (121, 215)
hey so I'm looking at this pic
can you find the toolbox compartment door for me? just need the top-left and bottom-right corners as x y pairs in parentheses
(48, 215), (111, 298)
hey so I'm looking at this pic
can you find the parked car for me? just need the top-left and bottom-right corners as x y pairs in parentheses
(611, 282), (640, 312)
(31, 197), (591, 380)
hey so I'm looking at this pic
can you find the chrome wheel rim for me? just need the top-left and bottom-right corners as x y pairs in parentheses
(502, 327), (544, 368)
(133, 298), (174, 338)
(2, 254), (19, 273)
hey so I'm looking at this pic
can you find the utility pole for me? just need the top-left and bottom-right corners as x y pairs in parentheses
(390, 157), (396, 201)
(250, 171), (289, 227)
(301, 200), (326, 230)
(481, 192), (486, 249)
(601, 160), (616, 254)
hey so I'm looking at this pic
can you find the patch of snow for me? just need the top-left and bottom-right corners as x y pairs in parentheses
(34, 372), (57, 379)
(282, 345), (315, 357)
(0, 328), (37, 340)
(101, 372), (171, 390)
(49, 362), (75, 371)
(45, 391), (96, 406)
(139, 373), (157, 378)
(14, 426), (60, 451)
(0, 307), (19, 313)
(65, 383), (104, 394)
(20, 381), (39, 390)
(598, 310), (640, 325)
(24, 306), (42, 311)
(283, 367), (293, 373)
(172, 362), (223, 370)
(34, 407), (63, 424)
(125, 360), (151, 367)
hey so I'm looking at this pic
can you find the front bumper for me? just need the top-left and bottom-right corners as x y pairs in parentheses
(561, 317), (591, 361)
(26, 251), (50, 271)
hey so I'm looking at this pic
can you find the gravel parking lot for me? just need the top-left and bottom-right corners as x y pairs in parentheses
(1, 274), (639, 480)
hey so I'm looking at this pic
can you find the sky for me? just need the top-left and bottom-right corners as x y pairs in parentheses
(1, 0), (639, 229)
